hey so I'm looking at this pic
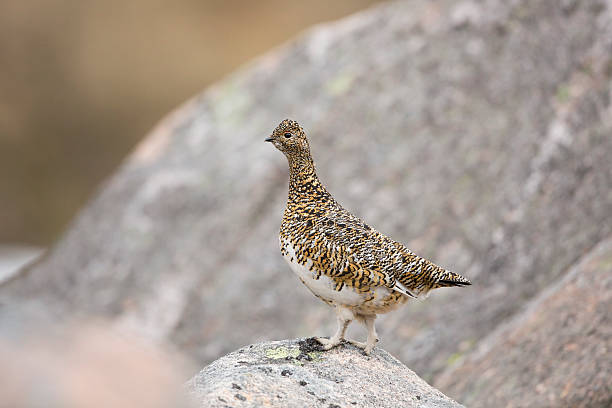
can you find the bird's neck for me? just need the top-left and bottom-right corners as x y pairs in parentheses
(288, 154), (317, 189)
(287, 154), (330, 204)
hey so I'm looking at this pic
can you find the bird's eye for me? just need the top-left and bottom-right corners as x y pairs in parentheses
(284, 132), (292, 139)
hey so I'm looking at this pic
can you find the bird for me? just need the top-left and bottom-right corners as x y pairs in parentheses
(266, 119), (471, 355)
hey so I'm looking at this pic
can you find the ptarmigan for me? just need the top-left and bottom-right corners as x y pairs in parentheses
(266, 119), (471, 355)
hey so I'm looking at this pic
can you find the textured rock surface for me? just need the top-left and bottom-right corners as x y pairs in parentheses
(187, 338), (463, 408)
(1, 0), (611, 406)
(435, 238), (612, 408)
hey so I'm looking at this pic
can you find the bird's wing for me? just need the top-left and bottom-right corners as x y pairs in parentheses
(311, 208), (466, 297)
(298, 211), (400, 293)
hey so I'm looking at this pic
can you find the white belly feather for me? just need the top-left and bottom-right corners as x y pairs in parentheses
(281, 238), (364, 306)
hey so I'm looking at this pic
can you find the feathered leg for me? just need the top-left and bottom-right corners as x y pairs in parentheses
(348, 315), (378, 355)
(316, 306), (353, 350)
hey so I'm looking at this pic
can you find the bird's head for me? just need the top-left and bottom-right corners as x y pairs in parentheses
(265, 119), (311, 159)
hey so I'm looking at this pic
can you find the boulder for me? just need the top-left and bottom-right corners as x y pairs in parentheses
(434, 238), (612, 408)
(187, 338), (463, 408)
(0, 315), (193, 408)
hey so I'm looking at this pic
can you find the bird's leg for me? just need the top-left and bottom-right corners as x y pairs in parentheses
(362, 316), (379, 355)
(316, 307), (353, 350)
(348, 315), (378, 355)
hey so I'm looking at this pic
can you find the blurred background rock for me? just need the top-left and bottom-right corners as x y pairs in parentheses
(0, 0), (382, 270)
(0, 309), (194, 408)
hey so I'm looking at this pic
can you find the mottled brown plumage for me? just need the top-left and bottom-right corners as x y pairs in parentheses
(266, 119), (471, 354)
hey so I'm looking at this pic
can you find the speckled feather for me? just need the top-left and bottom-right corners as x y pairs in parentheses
(269, 119), (470, 315)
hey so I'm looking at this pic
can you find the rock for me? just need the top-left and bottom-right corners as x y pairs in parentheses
(434, 238), (612, 408)
(0, 245), (43, 284)
(0, 313), (193, 408)
(187, 338), (463, 408)
(1, 1), (611, 402)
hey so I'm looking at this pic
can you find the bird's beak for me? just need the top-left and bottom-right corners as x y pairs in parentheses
(265, 136), (274, 142)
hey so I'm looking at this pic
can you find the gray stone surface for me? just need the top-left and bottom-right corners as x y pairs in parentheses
(1, 1), (611, 406)
(0, 245), (42, 284)
(435, 238), (612, 408)
(187, 338), (463, 408)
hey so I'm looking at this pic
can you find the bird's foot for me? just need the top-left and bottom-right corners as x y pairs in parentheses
(363, 343), (376, 356)
(347, 339), (367, 349)
(347, 339), (377, 356)
(315, 336), (343, 351)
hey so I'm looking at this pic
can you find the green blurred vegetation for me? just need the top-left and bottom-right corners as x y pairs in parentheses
(0, 0), (382, 245)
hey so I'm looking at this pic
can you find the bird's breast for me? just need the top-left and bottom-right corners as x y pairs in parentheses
(279, 237), (364, 307)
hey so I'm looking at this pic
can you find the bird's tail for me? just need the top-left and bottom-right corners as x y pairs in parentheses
(435, 270), (471, 288)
